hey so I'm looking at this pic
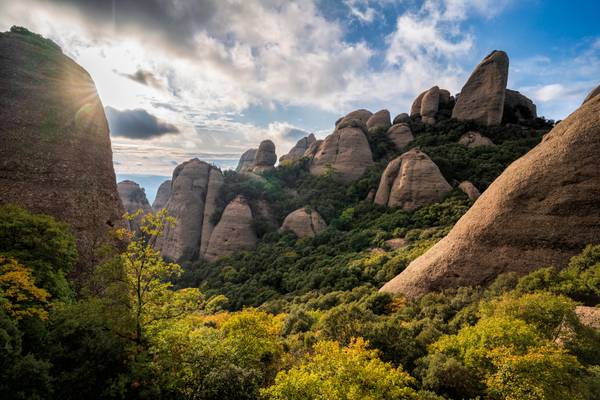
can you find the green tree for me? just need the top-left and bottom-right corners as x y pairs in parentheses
(0, 204), (77, 299)
(261, 338), (418, 400)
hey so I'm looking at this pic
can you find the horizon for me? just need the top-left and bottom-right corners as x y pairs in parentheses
(1, 0), (598, 178)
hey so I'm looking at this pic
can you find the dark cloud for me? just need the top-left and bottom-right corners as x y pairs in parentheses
(52, 0), (218, 51)
(105, 106), (179, 139)
(120, 69), (163, 89)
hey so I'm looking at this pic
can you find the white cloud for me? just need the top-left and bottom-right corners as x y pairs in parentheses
(345, 0), (376, 23)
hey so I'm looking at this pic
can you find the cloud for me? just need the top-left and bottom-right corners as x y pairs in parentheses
(344, 0), (376, 23)
(105, 106), (180, 139)
(120, 69), (163, 89)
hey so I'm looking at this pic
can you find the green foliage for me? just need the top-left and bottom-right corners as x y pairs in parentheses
(10, 26), (61, 52)
(0, 205), (77, 299)
(261, 338), (418, 400)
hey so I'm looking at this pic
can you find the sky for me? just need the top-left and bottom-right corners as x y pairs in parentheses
(1, 0), (599, 192)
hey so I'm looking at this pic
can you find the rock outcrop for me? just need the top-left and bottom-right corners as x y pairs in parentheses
(504, 89), (537, 122)
(304, 139), (323, 159)
(154, 159), (223, 261)
(117, 180), (151, 231)
(280, 134), (316, 163)
(582, 84), (600, 105)
(458, 181), (481, 200)
(118, 180), (151, 214)
(458, 131), (494, 147)
(386, 123), (414, 150)
(280, 207), (327, 238)
(420, 86), (440, 124)
(381, 94), (600, 298)
(0, 27), (124, 273)
(366, 109), (391, 132)
(452, 50), (509, 126)
(410, 91), (427, 116)
(204, 196), (257, 261)
(336, 109), (372, 128)
(309, 110), (374, 183)
(253, 140), (277, 173)
(236, 148), (257, 172)
(393, 113), (410, 124)
(575, 306), (600, 329)
(374, 149), (452, 210)
(152, 180), (171, 211)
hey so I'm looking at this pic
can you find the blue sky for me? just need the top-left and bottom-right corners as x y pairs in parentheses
(1, 0), (599, 182)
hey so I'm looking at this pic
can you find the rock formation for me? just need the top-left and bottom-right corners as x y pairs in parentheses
(458, 131), (494, 147)
(410, 91), (427, 116)
(381, 94), (600, 298)
(308, 110), (374, 183)
(386, 123), (414, 150)
(236, 148), (257, 172)
(118, 180), (151, 214)
(458, 181), (481, 200)
(420, 86), (440, 124)
(575, 306), (600, 329)
(154, 159), (223, 261)
(374, 149), (452, 210)
(336, 109), (372, 128)
(582, 84), (600, 105)
(117, 180), (151, 231)
(280, 207), (327, 238)
(280, 134), (316, 163)
(152, 180), (171, 211)
(237, 140), (277, 174)
(204, 195), (257, 261)
(304, 139), (323, 159)
(504, 89), (537, 122)
(0, 27), (124, 273)
(253, 140), (277, 173)
(366, 109), (391, 132)
(393, 113), (410, 124)
(452, 50), (509, 126)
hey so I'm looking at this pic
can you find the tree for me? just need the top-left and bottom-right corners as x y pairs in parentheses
(0, 256), (49, 320)
(261, 338), (418, 400)
(0, 205), (77, 299)
(115, 210), (204, 344)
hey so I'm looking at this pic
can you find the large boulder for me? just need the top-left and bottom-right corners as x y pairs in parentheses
(309, 125), (374, 183)
(304, 139), (323, 159)
(199, 168), (224, 256)
(458, 131), (494, 147)
(458, 181), (481, 200)
(366, 109), (391, 132)
(280, 133), (316, 163)
(253, 139), (277, 173)
(386, 123), (414, 150)
(236, 148), (257, 172)
(420, 86), (440, 124)
(154, 159), (223, 261)
(280, 207), (327, 238)
(410, 90), (427, 116)
(204, 195), (257, 261)
(393, 113), (410, 124)
(381, 94), (600, 298)
(374, 149), (452, 210)
(452, 50), (509, 126)
(336, 109), (372, 128)
(0, 27), (124, 275)
(504, 89), (537, 122)
(152, 180), (171, 211)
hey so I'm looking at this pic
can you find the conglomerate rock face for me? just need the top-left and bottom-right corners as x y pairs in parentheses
(117, 180), (151, 231)
(374, 149), (452, 211)
(452, 50), (509, 126)
(381, 93), (600, 298)
(0, 27), (124, 275)
(154, 159), (223, 262)
(204, 195), (257, 261)
(280, 207), (327, 238)
(152, 180), (171, 211)
(280, 134), (316, 163)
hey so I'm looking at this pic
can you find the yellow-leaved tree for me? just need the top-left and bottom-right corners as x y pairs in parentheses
(0, 256), (50, 320)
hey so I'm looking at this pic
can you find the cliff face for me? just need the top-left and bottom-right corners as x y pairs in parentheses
(381, 94), (600, 298)
(0, 27), (124, 277)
